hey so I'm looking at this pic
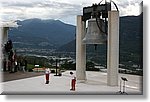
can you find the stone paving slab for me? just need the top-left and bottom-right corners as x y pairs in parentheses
(0, 71), (143, 95)
(1, 72), (45, 82)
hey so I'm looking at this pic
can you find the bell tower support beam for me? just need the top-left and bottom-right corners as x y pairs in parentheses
(76, 15), (86, 82)
(107, 11), (119, 86)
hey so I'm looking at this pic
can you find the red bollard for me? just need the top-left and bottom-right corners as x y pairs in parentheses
(45, 68), (51, 84)
(45, 74), (49, 83)
(70, 72), (76, 91)
(72, 79), (76, 91)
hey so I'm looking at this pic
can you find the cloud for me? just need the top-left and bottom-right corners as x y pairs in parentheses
(0, 0), (83, 21)
(0, 0), (143, 25)
(112, 0), (142, 16)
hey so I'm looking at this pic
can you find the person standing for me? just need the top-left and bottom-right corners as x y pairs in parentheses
(9, 49), (14, 73)
(24, 59), (27, 71)
(45, 68), (51, 84)
(3, 58), (7, 72)
(13, 50), (17, 72)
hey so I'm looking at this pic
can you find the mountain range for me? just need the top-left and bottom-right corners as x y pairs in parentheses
(57, 13), (143, 52)
(9, 18), (75, 49)
(8, 13), (143, 66)
(57, 13), (143, 66)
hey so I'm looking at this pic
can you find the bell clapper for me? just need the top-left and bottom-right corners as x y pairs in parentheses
(94, 44), (97, 51)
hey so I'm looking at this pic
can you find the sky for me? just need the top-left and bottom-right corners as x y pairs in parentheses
(0, 0), (142, 25)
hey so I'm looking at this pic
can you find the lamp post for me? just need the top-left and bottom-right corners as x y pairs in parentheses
(76, 0), (119, 86)
(54, 57), (62, 76)
(54, 58), (58, 76)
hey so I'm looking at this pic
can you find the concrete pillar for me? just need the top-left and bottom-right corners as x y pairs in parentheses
(0, 27), (2, 93)
(0, 27), (5, 61)
(0, 27), (3, 65)
(2, 27), (8, 44)
(107, 11), (119, 86)
(0, 27), (3, 46)
(76, 15), (86, 82)
(0, 27), (9, 72)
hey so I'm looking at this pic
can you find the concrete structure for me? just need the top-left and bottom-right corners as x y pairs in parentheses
(76, 16), (86, 82)
(0, 21), (18, 72)
(1, 71), (142, 94)
(1, 27), (8, 45)
(76, 11), (119, 86)
(0, 21), (18, 45)
(107, 11), (119, 86)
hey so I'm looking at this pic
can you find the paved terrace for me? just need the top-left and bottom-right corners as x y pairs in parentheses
(1, 71), (142, 95)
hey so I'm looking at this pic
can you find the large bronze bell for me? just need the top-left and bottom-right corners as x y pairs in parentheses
(82, 18), (107, 44)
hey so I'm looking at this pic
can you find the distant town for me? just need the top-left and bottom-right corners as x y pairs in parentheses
(15, 47), (142, 76)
